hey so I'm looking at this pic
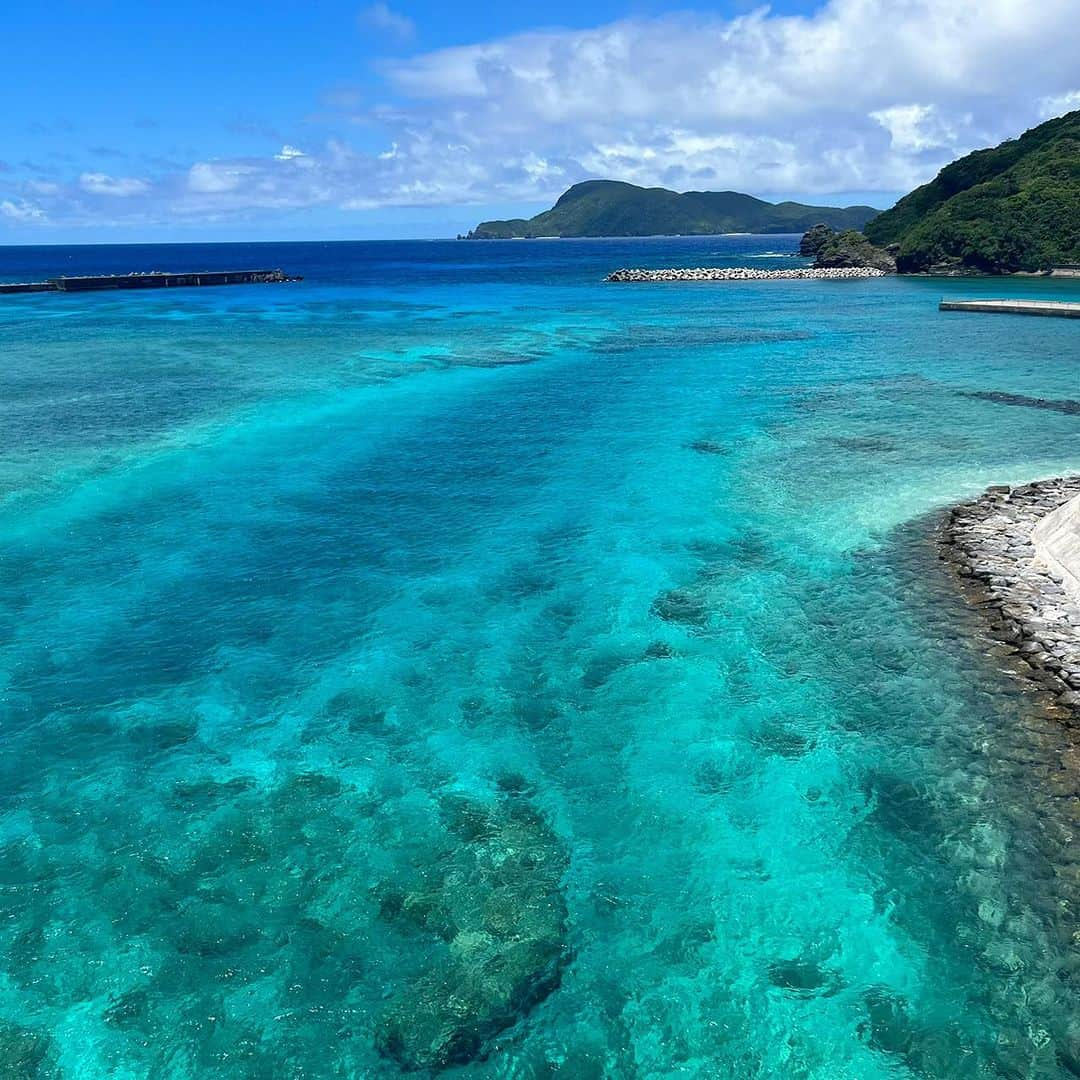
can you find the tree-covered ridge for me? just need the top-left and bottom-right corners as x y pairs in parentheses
(865, 110), (1080, 273)
(467, 180), (879, 238)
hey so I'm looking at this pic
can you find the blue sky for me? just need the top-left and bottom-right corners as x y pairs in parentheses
(2, 0), (1077, 242)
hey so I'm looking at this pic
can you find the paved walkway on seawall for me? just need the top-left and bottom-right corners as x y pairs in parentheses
(1034, 492), (1080, 601)
(940, 299), (1080, 318)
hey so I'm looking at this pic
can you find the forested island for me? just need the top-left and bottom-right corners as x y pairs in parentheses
(465, 181), (878, 239)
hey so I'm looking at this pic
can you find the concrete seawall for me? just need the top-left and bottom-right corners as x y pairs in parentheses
(1034, 492), (1080, 601)
(941, 477), (1080, 713)
(607, 267), (887, 282)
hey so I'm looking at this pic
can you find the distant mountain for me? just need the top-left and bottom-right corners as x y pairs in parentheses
(466, 180), (880, 239)
(865, 110), (1080, 273)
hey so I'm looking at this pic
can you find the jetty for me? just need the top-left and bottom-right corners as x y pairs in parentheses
(939, 299), (1080, 318)
(0, 269), (301, 297)
(607, 267), (887, 282)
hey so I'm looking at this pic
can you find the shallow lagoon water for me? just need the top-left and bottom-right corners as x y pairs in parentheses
(0, 237), (1079, 1076)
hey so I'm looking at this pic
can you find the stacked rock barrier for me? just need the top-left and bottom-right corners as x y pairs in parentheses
(941, 477), (1080, 713)
(606, 267), (888, 282)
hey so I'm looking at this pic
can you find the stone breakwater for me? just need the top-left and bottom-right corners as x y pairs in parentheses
(606, 267), (888, 282)
(941, 477), (1080, 714)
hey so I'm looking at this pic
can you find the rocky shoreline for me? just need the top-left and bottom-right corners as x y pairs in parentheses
(940, 477), (1080, 714)
(606, 267), (888, 282)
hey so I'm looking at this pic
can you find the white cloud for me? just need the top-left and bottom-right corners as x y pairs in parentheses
(870, 104), (961, 153)
(0, 199), (46, 222)
(521, 153), (564, 183)
(1038, 89), (1080, 119)
(360, 3), (414, 40)
(78, 172), (149, 197)
(187, 162), (256, 193)
(369, 0), (1078, 199)
(16, 0), (1080, 226)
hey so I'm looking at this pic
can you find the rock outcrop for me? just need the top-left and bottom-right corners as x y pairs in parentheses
(813, 231), (897, 273)
(799, 224), (836, 258)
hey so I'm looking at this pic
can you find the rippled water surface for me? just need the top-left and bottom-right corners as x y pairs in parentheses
(1, 237), (1079, 1077)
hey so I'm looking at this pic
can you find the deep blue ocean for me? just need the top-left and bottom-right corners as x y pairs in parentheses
(1, 236), (1080, 1077)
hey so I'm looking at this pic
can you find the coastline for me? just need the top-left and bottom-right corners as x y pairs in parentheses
(940, 477), (1080, 713)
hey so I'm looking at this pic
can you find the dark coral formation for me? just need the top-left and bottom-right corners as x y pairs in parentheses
(374, 792), (569, 1072)
(650, 587), (710, 627)
(686, 439), (730, 456)
(959, 389), (1080, 417)
(0, 1020), (50, 1078)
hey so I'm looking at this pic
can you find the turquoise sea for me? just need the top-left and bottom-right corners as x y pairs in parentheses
(1, 237), (1079, 1077)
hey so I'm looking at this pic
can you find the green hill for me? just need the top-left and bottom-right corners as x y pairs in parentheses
(865, 110), (1080, 273)
(467, 180), (879, 238)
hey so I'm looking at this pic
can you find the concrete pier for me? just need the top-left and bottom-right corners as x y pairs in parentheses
(0, 269), (301, 297)
(940, 299), (1080, 318)
(0, 281), (54, 295)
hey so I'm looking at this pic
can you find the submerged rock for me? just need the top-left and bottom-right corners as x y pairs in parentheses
(687, 439), (730, 456)
(830, 434), (897, 453)
(651, 587), (710, 627)
(374, 793), (569, 1072)
(642, 641), (677, 660)
(959, 389), (1080, 417)
(768, 957), (843, 998)
(0, 1020), (50, 1078)
(170, 775), (255, 805)
(860, 987), (916, 1057)
(103, 987), (151, 1029)
(581, 653), (631, 689)
(751, 721), (812, 759)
